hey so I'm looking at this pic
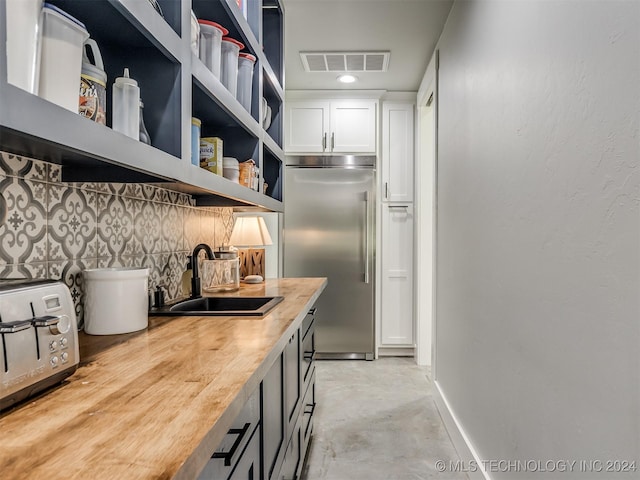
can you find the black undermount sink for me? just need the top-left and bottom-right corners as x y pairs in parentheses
(153, 296), (284, 317)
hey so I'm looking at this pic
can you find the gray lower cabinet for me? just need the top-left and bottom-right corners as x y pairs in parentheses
(199, 386), (261, 480)
(200, 305), (318, 480)
(263, 353), (285, 480)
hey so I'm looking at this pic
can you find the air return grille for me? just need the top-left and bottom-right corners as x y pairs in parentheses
(300, 51), (390, 73)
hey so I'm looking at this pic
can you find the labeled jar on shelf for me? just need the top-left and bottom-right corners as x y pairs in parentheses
(200, 136), (223, 175)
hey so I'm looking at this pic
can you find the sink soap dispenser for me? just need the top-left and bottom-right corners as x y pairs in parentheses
(112, 67), (140, 139)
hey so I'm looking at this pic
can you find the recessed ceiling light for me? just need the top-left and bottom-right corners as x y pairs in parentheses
(337, 74), (358, 84)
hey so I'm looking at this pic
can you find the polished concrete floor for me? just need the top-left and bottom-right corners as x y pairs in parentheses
(302, 357), (468, 480)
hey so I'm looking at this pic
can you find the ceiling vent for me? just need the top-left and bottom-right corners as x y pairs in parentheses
(300, 51), (390, 73)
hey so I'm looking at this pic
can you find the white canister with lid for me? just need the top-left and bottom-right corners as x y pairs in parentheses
(83, 267), (149, 335)
(198, 20), (228, 78)
(236, 53), (256, 112)
(38, 3), (89, 111)
(223, 156), (240, 183)
(220, 37), (244, 95)
(112, 68), (140, 139)
(6, 0), (43, 94)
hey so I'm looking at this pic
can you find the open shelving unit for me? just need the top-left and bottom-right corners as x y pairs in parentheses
(0, 0), (285, 211)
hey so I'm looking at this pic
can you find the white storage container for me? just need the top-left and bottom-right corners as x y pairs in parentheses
(83, 267), (149, 335)
(223, 156), (240, 182)
(236, 53), (255, 112)
(6, 0), (43, 94)
(38, 3), (89, 111)
(198, 20), (228, 78)
(220, 37), (244, 95)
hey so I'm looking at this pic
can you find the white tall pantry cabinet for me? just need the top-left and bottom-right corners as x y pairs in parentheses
(379, 102), (415, 351)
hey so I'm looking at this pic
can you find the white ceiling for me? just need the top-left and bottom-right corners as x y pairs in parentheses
(282, 0), (454, 92)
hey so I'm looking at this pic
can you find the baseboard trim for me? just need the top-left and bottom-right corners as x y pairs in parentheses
(377, 346), (415, 357)
(433, 380), (491, 480)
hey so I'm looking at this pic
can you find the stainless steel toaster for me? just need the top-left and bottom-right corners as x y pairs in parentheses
(0, 280), (80, 411)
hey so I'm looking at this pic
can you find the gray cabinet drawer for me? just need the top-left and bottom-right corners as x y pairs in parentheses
(301, 368), (316, 464)
(301, 320), (315, 391)
(199, 386), (260, 480)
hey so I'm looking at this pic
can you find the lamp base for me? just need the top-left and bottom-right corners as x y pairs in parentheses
(238, 248), (265, 279)
(243, 274), (264, 284)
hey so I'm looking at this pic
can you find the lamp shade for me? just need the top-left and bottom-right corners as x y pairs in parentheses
(229, 216), (273, 247)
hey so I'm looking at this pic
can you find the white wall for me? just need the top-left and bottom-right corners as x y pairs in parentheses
(435, 1), (640, 478)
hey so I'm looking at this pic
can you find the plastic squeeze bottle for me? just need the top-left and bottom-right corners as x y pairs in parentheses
(112, 68), (140, 139)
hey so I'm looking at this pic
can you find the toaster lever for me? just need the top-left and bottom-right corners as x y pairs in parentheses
(0, 320), (32, 334)
(31, 315), (60, 328)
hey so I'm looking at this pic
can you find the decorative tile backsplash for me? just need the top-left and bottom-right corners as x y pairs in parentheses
(0, 151), (234, 325)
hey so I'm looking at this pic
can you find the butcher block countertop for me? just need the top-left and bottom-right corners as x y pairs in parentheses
(0, 278), (327, 480)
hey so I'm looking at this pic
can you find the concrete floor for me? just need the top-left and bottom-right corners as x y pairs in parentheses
(301, 357), (468, 480)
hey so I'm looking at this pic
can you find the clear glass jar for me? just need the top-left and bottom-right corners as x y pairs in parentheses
(201, 253), (239, 292)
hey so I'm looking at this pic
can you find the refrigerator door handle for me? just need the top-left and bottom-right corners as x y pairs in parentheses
(364, 191), (370, 284)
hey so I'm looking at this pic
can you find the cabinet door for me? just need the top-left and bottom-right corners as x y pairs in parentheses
(381, 102), (414, 202)
(330, 100), (377, 153)
(263, 354), (285, 480)
(228, 427), (261, 480)
(284, 101), (330, 153)
(380, 204), (414, 345)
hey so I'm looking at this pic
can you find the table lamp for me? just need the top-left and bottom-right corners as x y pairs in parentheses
(229, 216), (273, 283)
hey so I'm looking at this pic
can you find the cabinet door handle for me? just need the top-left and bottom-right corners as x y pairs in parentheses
(385, 182), (389, 199)
(304, 402), (316, 416)
(211, 422), (251, 466)
(387, 205), (409, 210)
(331, 132), (335, 150)
(308, 307), (317, 315)
(322, 133), (327, 151)
(303, 351), (316, 362)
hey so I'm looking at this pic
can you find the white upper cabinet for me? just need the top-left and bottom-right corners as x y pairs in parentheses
(285, 99), (377, 154)
(284, 101), (330, 153)
(381, 102), (414, 202)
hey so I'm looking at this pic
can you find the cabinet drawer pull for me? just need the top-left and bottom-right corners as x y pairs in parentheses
(322, 133), (327, 150)
(211, 422), (251, 466)
(303, 402), (316, 416)
(303, 351), (316, 362)
(307, 307), (317, 315)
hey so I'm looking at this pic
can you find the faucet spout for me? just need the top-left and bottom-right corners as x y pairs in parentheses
(190, 243), (215, 298)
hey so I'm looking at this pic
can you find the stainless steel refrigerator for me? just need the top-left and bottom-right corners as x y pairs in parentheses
(284, 156), (375, 360)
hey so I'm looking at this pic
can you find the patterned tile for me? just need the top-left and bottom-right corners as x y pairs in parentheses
(201, 210), (216, 247)
(215, 208), (235, 248)
(97, 193), (138, 257)
(167, 189), (179, 205)
(48, 258), (97, 328)
(106, 183), (127, 196)
(160, 203), (183, 253)
(47, 163), (62, 183)
(0, 176), (48, 265)
(0, 152), (47, 181)
(0, 261), (47, 279)
(134, 199), (163, 254)
(96, 255), (138, 269)
(164, 252), (185, 301)
(176, 192), (191, 207)
(141, 184), (162, 203)
(124, 183), (144, 200)
(48, 184), (97, 260)
(183, 207), (201, 251)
